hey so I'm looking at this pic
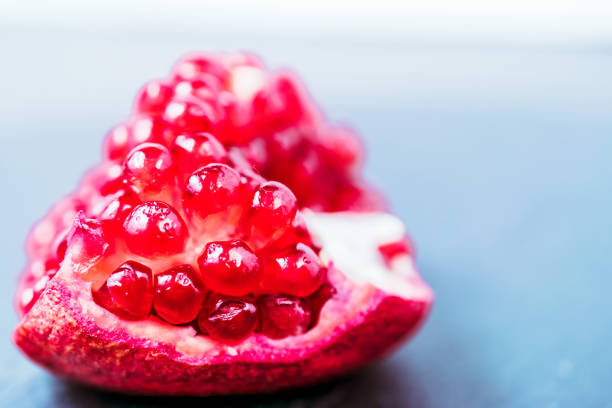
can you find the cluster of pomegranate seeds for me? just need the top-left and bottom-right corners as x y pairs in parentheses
(19, 52), (388, 343)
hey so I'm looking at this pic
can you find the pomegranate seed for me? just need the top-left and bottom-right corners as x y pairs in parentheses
(251, 74), (310, 132)
(103, 115), (170, 161)
(103, 123), (131, 161)
(99, 191), (141, 234)
(99, 175), (128, 197)
(163, 96), (217, 135)
(94, 261), (153, 319)
(243, 181), (298, 244)
(174, 74), (222, 101)
(123, 143), (176, 195)
(320, 127), (363, 170)
(197, 240), (260, 296)
(172, 55), (228, 82)
(122, 201), (188, 257)
(221, 51), (263, 71)
(171, 133), (228, 180)
(260, 243), (324, 297)
(134, 79), (174, 114)
(265, 212), (317, 252)
(153, 264), (206, 325)
(196, 295), (257, 343)
(66, 212), (110, 263)
(257, 295), (311, 339)
(183, 164), (242, 219)
(130, 115), (171, 146)
(305, 283), (336, 327)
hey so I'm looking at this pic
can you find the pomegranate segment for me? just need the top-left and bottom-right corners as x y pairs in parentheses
(14, 52), (433, 396)
(153, 264), (206, 325)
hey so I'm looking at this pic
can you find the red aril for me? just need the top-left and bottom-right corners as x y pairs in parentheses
(196, 295), (257, 343)
(257, 295), (311, 339)
(134, 79), (175, 114)
(197, 240), (260, 296)
(65, 212), (110, 264)
(93, 261), (153, 319)
(122, 201), (188, 257)
(172, 54), (228, 82)
(182, 164), (241, 219)
(174, 74), (222, 101)
(153, 264), (206, 325)
(260, 243), (324, 297)
(251, 74), (314, 132)
(123, 143), (176, 195)
(103, 115), (170, 162)
(243, 181), (298, 246)
(98, 191), (141, 234)
(163, 95), (217, 135)
(171, 132), (227, 179)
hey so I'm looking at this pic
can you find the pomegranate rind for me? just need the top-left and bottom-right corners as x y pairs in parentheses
(13, 261), (431, 395)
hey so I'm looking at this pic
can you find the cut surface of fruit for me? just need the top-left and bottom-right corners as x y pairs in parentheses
(14, 52), (433, 396)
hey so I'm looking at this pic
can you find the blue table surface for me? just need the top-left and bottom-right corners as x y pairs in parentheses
(0, 32), (611, 407)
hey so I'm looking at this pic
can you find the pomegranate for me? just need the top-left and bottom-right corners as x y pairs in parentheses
(13, 52), (433, 395)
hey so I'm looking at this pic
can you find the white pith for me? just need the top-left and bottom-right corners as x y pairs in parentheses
(303, 210), (426, 299)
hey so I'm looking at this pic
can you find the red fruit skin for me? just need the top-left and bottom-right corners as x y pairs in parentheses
(13, 265), (432, 395)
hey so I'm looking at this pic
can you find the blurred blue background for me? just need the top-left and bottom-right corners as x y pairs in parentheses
(1, 1), (611, 406)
